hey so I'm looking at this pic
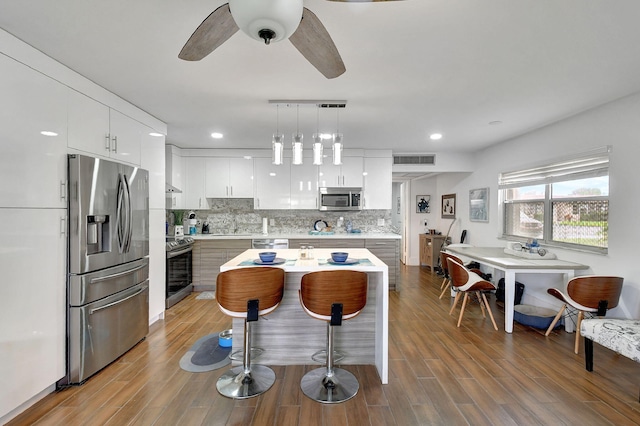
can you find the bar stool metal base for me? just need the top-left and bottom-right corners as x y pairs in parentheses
(300, 367), (359, 404)
(216, 365), (276, 399)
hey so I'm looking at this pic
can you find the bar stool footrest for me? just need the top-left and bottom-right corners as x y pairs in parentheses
(311, 349), (345, 364)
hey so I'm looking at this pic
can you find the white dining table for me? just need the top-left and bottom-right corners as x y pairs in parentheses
(444, 246), (589, 333)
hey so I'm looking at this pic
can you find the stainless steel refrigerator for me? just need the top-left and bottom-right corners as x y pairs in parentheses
(60, 154), (150, 386)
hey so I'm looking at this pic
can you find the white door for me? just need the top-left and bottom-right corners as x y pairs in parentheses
(0, 54), (67, 208)
(0, 208), (66, 417)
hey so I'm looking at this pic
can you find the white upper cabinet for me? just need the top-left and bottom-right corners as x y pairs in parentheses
(184, 157), (209, 209)
(0, 54), (67, 209)
(318, 156), (363, 187)
(108, 109), (143, 165)
(254, 157), (291, 209)
(363, 156), (392, 209)
(67, 89), (110, 157)
(290, 154), (319, 209)
(205, 157), (254, 198)
(68, 89), (143, 166)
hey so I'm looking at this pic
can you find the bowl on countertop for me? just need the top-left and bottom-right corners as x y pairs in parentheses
(330, 252), (349, 263)
(258, 251), (277, 262)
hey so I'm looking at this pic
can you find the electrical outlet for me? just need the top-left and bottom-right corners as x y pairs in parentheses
(270, 218), (275, 226)
(377, 218), (385, 226)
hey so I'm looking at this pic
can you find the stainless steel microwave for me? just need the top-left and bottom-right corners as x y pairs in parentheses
(319, 187), (363, 211)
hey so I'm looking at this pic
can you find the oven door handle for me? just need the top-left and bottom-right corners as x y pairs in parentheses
(90, 264), (147, 284)
(89, 287), (147, 315)
(167, 246), (193, 259)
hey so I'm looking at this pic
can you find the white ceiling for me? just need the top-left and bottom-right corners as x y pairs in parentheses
(2, 0), (640, 154)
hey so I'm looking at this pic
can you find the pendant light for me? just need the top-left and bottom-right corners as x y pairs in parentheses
(292, 104), (303, 165)
(312, 105), (323, 165)
(332, 107), (343, 165)
(272, 104), (284, 165)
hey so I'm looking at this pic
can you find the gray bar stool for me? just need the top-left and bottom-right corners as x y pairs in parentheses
(298, 270), (368, 404)
(215, 267), (284, 399)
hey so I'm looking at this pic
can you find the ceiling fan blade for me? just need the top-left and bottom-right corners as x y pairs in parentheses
(289, 8), (346, 79)
(178, 3), (239, 61)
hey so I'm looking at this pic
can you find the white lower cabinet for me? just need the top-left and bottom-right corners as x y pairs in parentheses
(0, 208), (66, 419)
(0, 53), (67, 209)
(254, 157), (291, 209)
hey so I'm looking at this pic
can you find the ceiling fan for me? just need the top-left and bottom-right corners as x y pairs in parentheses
(178, 0), (402, 79)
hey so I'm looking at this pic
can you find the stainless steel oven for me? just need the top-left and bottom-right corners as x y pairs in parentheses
(166, 236), (194, 308)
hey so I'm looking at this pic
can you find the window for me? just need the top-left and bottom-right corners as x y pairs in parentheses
(499, 147), (610, 253)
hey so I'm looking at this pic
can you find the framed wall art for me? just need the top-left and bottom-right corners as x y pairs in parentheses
(469, 187), (489, 222)
(416, 195), (430, 213)
(441, 193), (456, 218)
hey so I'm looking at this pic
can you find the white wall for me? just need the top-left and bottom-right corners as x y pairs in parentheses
(428, 92), (640, 319)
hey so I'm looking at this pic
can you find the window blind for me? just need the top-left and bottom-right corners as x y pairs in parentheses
(499, 146), (610, 189)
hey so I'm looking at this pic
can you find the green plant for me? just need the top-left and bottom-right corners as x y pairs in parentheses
(173, 210), (184, 225)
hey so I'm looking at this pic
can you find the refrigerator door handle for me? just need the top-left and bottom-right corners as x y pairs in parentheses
(89, 286), (147, 315)
(116, 173), (133, 253)
(89, 263), (148, 284)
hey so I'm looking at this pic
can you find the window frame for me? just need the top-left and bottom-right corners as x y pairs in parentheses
(499, 148), (610, 254)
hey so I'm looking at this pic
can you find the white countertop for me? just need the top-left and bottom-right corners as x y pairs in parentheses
(220, 248), (389, 272)
(191, 232), (401, 240)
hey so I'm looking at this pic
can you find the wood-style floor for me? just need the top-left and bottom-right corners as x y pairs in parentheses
(9, 265), (640, 425)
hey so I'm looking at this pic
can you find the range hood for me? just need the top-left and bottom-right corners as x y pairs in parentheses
(165, 182), (182, 193)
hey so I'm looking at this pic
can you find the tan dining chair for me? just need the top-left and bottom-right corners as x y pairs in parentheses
(447, 257), (498, 330)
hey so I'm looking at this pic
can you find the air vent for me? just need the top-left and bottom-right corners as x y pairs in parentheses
(393, 155), (436, 165)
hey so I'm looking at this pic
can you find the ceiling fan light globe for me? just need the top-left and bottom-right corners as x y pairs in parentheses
(229, 0), (303, 44)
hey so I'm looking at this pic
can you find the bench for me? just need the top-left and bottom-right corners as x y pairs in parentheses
(580, 318), (640, 401)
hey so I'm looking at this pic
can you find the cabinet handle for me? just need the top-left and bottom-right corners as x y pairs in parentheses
(172, 197), (176, 207)
(256, 198), (260, 208)
(60, 181), (66, 201)
(105, 134), (110, 151)
(111, 136), (118, 153)
(230, 186), (233, 197)
(60, 217), (66, 236)
(226, 186), (229, 197)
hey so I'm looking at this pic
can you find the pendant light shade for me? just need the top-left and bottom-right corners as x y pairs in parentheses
(292, 133), (304, 165)
(272, 134), (284, 165)
(312, 133), (323, 165)
(291, 104), (303, 165)
(332, 133), (343, 165)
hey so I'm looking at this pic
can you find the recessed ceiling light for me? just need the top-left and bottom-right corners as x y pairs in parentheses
(149, 132), (164, 137)
(429, 133), (443, 140)
(489, 121), (503, 126)
(319, 133), (332, 140)
(40, 131), (58, 137)
(211, 132), (223, 139)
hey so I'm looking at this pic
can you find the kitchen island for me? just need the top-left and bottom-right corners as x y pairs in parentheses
(193, 232), (401, 290)
(220, 248), (389, 384)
